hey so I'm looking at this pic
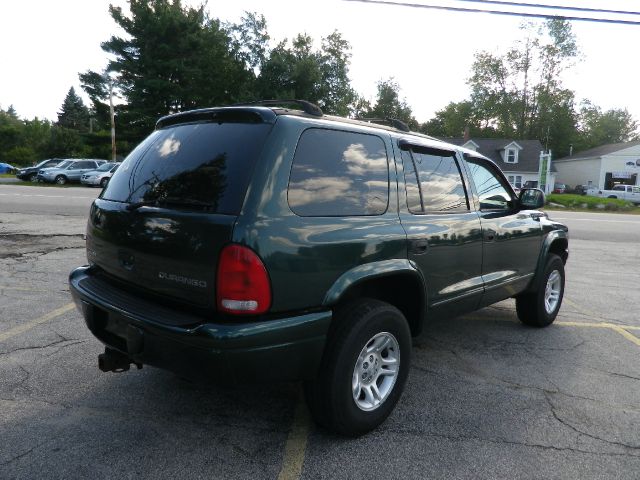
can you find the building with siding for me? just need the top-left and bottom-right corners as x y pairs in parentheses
(443, 137), (555, 192)
(553, 141), (640, 190)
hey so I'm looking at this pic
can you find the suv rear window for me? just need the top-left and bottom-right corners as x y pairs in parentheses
(102, 121), (272, 214)
(288, 128), (389, 216)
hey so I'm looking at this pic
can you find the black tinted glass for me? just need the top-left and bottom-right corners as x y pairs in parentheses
(102, 122), (271, 214)
(97, 163), (114, 172)
(403, 150), (467, 213)
(466, 158), (513, 210)
(288, 129), (388, 216)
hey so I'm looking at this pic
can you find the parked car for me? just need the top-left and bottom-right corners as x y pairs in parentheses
(597, 184), (640, 205)
(69, 101), (569, 436)
(37, 159), (107, 184)
(552, 183), (567, 194)
(81, 162), (121, 187)
(15, 159), (64, 181)
(573, 184), (598, 196)
(0, 162), (17, 174)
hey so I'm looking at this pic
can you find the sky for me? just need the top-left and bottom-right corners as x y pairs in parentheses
(1, 0), (639, 125)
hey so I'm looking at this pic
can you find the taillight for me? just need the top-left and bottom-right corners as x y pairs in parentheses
(216, 244), (271, 315)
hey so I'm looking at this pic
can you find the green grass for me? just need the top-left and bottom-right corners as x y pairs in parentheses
(0, 173), (14, 178)
(546, 193), (638, 212)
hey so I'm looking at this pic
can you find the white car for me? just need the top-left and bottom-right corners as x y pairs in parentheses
(81, 162), (121, 187)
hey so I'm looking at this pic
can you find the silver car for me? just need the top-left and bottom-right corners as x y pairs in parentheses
(38, 159), (107, 184)
(81, 162), (121, 187)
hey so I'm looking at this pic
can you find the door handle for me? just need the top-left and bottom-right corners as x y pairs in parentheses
(409, 239), (429, 255)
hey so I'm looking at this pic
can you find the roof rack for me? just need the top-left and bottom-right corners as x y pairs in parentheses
(357, 117), (411, 133)
(230, 99), (323, 117)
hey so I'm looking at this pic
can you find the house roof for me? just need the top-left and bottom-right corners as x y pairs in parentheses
(441, 137), (554, 173)
(555, 140), (640, 162)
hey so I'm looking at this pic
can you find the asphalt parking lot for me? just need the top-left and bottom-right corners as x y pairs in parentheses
(1, 184), (639, 479)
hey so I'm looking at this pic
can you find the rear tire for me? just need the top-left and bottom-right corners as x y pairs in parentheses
(304, 299), (411, 437)
(516, 254), (565, 327)
(100, 177), (109, 188)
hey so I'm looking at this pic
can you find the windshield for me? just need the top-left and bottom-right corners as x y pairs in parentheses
(102, 120), (272, 214)
(96, 162), (115, 172)
(55, 161), (72, 169)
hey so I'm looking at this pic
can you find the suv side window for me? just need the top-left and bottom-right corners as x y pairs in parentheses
(465, 157), (513, 211)
(401, 148), (468, 214)
(288, 128), (389, 216)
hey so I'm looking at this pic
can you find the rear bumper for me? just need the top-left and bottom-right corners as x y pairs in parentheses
(69, 266), (332, 383)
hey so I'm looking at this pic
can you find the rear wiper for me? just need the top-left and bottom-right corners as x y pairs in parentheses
(126, 198), (215, 211)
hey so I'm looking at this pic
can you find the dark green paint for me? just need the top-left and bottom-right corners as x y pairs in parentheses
(70, 106), (569, 382)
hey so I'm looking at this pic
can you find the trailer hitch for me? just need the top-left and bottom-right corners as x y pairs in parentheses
(98, 348), (142, 373)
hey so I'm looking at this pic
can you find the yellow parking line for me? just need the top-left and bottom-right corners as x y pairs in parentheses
(555, 321), (611, 329)
(0, 303), (75, 342)
(277, 388), (311, 480)
(608, 325), (640, 347)
(461, 315), (640, 347)
(562, 297), (602, 319)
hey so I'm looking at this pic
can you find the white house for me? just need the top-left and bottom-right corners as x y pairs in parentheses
(444, 137), (555, 193)
(554, 140), (640, 190)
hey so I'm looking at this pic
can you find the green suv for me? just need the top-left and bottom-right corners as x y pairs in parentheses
(69, 101), (568, 436)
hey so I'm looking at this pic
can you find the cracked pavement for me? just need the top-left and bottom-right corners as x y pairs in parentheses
(1, 190), (639, 479)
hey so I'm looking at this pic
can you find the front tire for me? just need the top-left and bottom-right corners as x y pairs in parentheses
(55, 175), (67, 185)
(28, 173), (38, 182)
(304, 299), (411, 437)
(516, 254), (565, 327)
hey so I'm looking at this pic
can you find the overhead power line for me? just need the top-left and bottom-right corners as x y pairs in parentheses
(342, 0), (640, 25)
(451, 0), (640, 17)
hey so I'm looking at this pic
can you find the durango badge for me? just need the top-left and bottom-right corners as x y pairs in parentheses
(158, 271), (207, 288)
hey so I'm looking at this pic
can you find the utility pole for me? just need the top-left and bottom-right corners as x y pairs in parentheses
(109, 80), (116, 162)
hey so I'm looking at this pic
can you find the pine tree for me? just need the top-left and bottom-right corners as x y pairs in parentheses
(57, 87), (91, 132)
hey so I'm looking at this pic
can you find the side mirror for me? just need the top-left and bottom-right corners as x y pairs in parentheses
(519, 188), (545, 209)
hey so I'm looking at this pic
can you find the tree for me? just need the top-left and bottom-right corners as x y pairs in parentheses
(366, 79), (418, 129)
(257, 35), (324, 104)
(57, 87), (91, 132)
(79, 70), (113, 132)
(462, 19), (580, 156)
(46, 126), (89, 158)
(318, 31), (356, 116)
(421, 100), (489, 137)
(576, 101), (639, 150)
(84, 0), (252, 140)
(6, 105), (19, 120)
(256, 31), (357, 115)
(0, 106), (24, 164)
(228, 11), (270, 73)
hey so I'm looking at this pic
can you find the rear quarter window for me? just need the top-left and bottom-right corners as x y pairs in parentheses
(288, 128), (389, 216)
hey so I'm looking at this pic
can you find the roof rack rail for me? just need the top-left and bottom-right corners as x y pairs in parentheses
(358, 117), (411, 133)
(229, 99), (323, 117)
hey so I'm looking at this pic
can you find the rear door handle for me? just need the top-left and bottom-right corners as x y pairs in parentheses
(409, 239), (429, 255)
